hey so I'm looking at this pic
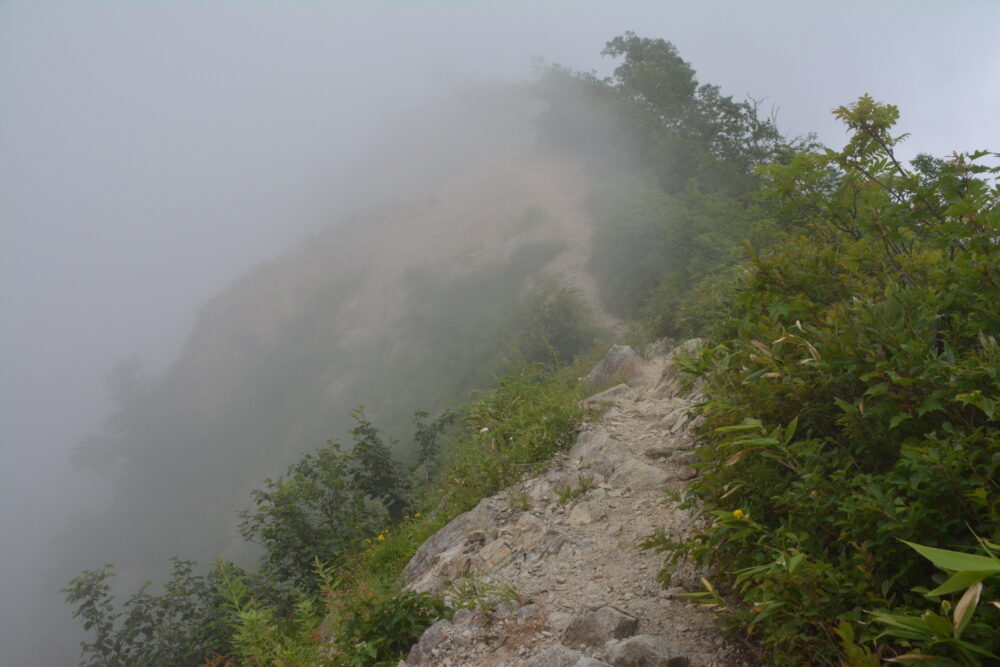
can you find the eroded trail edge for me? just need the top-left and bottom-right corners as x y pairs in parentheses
(400, 340), (758, 667)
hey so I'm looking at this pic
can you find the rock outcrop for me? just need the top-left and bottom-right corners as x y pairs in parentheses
(399, 341), (754, 666)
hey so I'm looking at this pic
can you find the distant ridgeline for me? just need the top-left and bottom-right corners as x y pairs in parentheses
(65, 32), (999, 667)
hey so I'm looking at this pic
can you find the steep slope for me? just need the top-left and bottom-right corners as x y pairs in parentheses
(398, 341), (758, 666)
(72, 149), (617, 575)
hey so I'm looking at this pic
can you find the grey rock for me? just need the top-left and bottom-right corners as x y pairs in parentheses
(586, 345), (644, 388)
(451, 607), (475, 625)
(493, 599), (520, 618)
(570, 433), (626, 479)
(672, 451), (699, 466)
(520, 645), (611, 667)
(568, 501), (606, 526)
(583, 383), (631, 408)
(561, 605), (640, 648)
(524, 478), (553, 503)
(406, 620), (454, 665)
(403, 499), (498, 585)
(644, 445), (674, 459)
(606, 634), (688, 667)
(674, 466), (699, 481)
(570, 432), (623, 461)
(516, 603), (544, 621)
(609, 458), (670, 490)
(475, 539), (515, 570)
(644, 337), (676, 359)
(652, 339), (705, 399)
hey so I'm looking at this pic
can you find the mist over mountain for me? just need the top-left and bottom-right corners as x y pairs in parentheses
(6, 74), (616, 664)
(3, 3), (999, 666)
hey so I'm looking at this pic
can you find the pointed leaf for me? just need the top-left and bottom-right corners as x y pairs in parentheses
(927, 570), (995, 596)
(890, 413), (911, 429)
(788, 552), (805, 574)
(953, 582), (982, 638)
(784, 417), (798, 444)
(901, 540), (1000, 573)
(921, 611), (952, 639)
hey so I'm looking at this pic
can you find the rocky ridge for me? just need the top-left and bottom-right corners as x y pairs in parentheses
(400, 340), (758, 666)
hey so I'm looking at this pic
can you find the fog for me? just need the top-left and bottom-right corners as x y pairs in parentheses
(2, 2), (998, 664)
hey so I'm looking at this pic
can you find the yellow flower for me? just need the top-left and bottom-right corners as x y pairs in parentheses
(377, 531), (386, 541)
(414, 512), (422, 519)
(732, 509), (745, 520)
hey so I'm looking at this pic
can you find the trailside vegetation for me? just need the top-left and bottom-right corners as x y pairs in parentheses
(538, 32), (789, 338)
(64, 362), (587, 666)
(654, 97), (1000, 664)
(543, 34), (999, 663)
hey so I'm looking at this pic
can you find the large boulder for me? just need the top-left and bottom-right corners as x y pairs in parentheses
(609, 458), (670, 491)
(582, 383), (631, 409)
(586, 345), (644, 388)
(569, 432), (627, 479)
(521, 645), (611, 667)
(403, 498), (499, 590)
(561, 605), (640, 648)
(606, 634), (689, 667)
(405, 620), (454, 665)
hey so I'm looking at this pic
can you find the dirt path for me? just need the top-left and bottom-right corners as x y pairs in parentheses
(401, 341), (760, 666)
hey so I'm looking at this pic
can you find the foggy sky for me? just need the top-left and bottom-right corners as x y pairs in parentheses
(2, 2), (998, 665)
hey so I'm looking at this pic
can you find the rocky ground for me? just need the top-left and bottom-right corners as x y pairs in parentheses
(399, 340), (762, 667)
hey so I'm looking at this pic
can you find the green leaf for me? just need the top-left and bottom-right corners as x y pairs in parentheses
(952, 391), (996, 419)
(927, 570), (996, 597)
(917, 396), (945, 417)
(871, 610), (932, 638)
(864, 382), (889, 397)
(715, 419), (763, 434)
(889, 413), (911, 429)
(787, 552), (805, 574)
(834, 397), (855, 413)
(733, 437), (780, 446)
(783, 417), (798, 444)
(920, 610), (952, 639)
(901, 540), (1000, 574)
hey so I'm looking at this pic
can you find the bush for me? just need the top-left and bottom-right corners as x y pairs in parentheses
(663, 97), (1000, 663)
(333, 591), (451, 666)
(62, 558), (232, 667)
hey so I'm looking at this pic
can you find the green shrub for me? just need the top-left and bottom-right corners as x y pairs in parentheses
(437, 363), (585, 513)
(333, 591), (451, 666)
(870, 538), (1000, 665)
(660, 97), (1000, 663)
(238, 434), (388, 596)
(218, 560), (333, 667)
(62, 558), (232, 667)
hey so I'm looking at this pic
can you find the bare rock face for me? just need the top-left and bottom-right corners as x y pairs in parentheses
(582, 383), (632, 409)
(605, 634), (689, 667)
(608, 458), (670, 491)
(651, 339), (705, 399)
(561, 606), (640, 649)
(403, 498), (500, 592)
(522, 645), (611, 667)
(586, 345), (644, 388)
(406, 620), (454, 665)
(569, 432), (626, 472)
(567, 500), (606, 526)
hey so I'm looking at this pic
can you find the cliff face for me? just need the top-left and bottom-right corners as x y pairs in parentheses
(395, 341), (753, 666)
(74, 150), (616, 572)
